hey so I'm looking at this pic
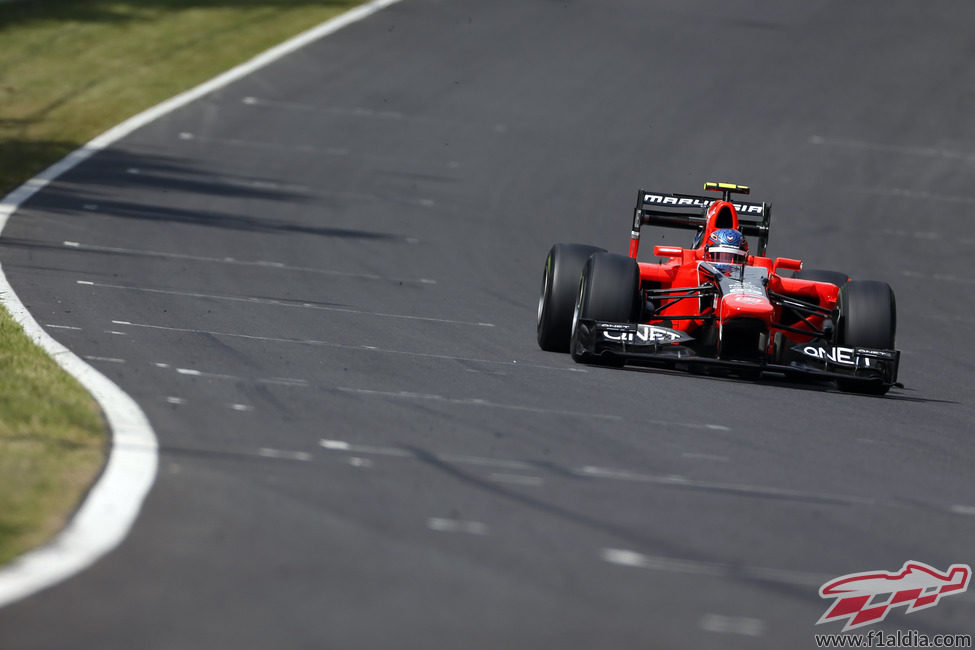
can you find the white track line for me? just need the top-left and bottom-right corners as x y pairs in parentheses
(427, 518), (489, 535)
(319, 439), (536, 471)
(336, 387), (623, 420)
(81, 281), (494, 327)
(62, 240), (436, 285)
(110, 319), (580, 372)
(257, 448), (311, 462)
(578, 466), (872, 505)
(0, 0), (405, 609)
(600, 548), (829, 587)
(808, 135), (975, 163)
(0, 270), (158, 608)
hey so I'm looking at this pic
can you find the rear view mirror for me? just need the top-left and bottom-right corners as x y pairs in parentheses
(773, 257), (802, 273)
(653, 245), (684, 258)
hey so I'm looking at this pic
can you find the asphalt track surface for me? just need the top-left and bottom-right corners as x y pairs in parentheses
(2, 1), (975, 648)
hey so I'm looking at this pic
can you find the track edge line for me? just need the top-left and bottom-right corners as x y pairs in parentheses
(0, 0), (405, 608)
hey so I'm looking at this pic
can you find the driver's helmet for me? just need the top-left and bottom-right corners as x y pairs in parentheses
(706, 228), (749, 274)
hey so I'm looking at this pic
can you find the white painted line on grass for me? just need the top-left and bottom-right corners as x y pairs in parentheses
(0, 0), (405, 608)
(81, 281), (493, 326)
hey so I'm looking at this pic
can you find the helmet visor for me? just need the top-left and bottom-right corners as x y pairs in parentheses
(708, 246), (747, 265)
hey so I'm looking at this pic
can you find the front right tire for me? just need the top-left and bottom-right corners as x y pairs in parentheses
(835, 280), (896, 395)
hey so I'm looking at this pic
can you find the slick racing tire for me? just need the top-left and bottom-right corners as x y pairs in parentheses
(570, 252), (639, 366)
(835, 280), (896, 395)
(537, 243), (606, 352)
(792, 268), (850, 287)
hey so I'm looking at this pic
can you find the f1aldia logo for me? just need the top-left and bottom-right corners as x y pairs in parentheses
(817, 561), (971, 631)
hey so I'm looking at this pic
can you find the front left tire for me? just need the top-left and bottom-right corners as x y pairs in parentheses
(570, 252), (640, 365)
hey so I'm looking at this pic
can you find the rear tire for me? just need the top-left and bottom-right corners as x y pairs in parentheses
(570, 252), (639, 366)
(835, 280), (896, 395)
(537, 243), (606, 351)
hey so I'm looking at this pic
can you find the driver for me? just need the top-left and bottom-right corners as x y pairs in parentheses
(706, 228), (749, 275)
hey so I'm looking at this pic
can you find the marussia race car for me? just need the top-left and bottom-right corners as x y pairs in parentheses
(537, 182), (900, 395)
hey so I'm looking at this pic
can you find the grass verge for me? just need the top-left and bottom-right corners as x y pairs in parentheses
(0, 0), (364, 567)
(0, 314), (105, 566)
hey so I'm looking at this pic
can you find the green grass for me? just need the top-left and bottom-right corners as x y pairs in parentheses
(0, 0), (364, 566)
(0, 0), (364, 194)
(0, 313), (105, 566)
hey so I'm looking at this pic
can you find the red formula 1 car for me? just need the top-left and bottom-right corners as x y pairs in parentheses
(537, 182), (899, 395)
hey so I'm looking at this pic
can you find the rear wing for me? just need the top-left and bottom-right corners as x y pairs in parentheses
(630, 184), (772, 257)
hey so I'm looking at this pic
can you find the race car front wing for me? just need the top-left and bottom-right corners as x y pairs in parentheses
(572, 319), (900, 387)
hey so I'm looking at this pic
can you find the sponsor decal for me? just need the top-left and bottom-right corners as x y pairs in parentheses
(729, 295), (765, 305)
(817, 561), (971, 632)
(726, 279), (766, 297)
(600, 323), (690, 345)
(598, 322), (631, 332)
(642, 193), (765, 215)
(799, 345), (857, 366)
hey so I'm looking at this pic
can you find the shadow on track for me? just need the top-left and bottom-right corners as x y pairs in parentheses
(10, 149), (407, 241)
(614, 364), (958, 405)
